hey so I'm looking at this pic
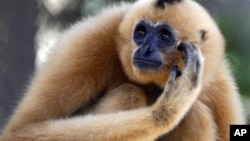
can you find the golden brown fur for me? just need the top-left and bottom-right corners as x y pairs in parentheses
(0, 0), (245, 141)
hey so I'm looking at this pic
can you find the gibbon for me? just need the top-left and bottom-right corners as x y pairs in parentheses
(0, 0), (245, 141)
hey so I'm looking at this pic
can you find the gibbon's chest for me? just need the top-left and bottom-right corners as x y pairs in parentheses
(139, 83), (164, 105)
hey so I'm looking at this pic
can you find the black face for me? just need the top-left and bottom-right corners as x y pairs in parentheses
(133, 20), (177, 71)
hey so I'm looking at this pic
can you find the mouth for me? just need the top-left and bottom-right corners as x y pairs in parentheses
(133, 58), (162, 71)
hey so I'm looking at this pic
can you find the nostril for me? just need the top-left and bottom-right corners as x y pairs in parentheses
(144, 49), (150, 57)
(146, 47), (154, 56)
(140, 45), (155, 57)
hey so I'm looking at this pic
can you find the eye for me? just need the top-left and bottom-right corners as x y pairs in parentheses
(159, 30), (170, 41)
(136, 26), (147, 38)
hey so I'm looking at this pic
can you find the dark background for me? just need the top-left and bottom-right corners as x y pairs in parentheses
(0, 0), (250, 132)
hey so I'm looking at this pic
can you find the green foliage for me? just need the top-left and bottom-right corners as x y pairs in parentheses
(124, 0), (136, 2)
(212, 1), (250, 96)
(248, 114), (250, 124)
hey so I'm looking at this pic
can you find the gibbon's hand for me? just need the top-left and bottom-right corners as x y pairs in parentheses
(164, 41), (203, 93)
(180, 42), (202, 75)
(151, 42), (204, 127)
(178, 42), (203, 83)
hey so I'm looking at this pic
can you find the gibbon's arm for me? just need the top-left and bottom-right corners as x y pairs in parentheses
(1, 42), (204, 141)
(158, 99), (217, 141)
(87, 84), (148, 115)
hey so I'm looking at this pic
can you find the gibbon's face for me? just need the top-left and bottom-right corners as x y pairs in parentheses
(132, 20), (179, 72)
(117, 0), (224, 87)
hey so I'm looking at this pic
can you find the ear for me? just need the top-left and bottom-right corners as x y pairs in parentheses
(155, 0), (183, 9)
(200, 29), (208, 41)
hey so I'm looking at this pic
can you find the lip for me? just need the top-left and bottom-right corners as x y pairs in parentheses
(133, 58), (162, 70)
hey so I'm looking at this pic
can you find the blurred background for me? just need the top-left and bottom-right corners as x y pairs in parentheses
(0, 0), (249, 132)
